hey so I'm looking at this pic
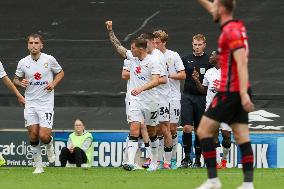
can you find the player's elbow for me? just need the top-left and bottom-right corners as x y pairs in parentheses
(158, 77), (167, 84)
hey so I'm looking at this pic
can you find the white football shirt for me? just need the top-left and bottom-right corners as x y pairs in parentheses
(164, 49), (185, 100)
(123, 59), (131, 100)
(202, 67), (221, 110)
(0, 62), (7, 79)
(151, 49), (171, 102)
(126, 53), (160, 102)
(15, 53), (62, 108)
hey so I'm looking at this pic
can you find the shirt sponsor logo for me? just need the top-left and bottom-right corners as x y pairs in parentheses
(34, 72), (42, 80)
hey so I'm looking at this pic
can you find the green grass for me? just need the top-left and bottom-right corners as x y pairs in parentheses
(0, 167), (284, 189)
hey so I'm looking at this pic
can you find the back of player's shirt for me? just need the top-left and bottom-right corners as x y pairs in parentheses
(202, 67), (220, 110)
(0, 62), (7, 79)
(218, 19), (250, 92)
(164, 49), (185, 100)
(151, 49), (171, 102)
(15, 53), (62, 108)
(126, 53), (160, 102)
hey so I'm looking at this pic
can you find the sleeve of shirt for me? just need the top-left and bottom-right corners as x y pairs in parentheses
(226, 29), (245, 51)
(126, 50), (135, 61)
(49, 55), (63, 74)
(202, 71), (209, 86)
(0, 62), (7, 79)
(81, 137), (93, 152)
(15, 60), (24, 77)
(122, 59), (131, 71)
(174, 52), (185, 72)
(150, 58), (161, 75)
(159, 58), (167, 77)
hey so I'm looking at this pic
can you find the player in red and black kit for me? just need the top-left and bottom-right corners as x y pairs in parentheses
(196, 1), (255, 189)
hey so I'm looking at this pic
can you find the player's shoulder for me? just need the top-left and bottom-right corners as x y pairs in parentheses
(41, 53), (56, 61)
(166, 49), (180, 57)
(18, 55), (31, 64)
(223, 20), (246, 35)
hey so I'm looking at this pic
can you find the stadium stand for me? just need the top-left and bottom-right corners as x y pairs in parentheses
(0, 0), (283, 130)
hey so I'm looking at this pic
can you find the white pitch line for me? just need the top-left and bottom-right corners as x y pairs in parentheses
(123, 10), (160, 42)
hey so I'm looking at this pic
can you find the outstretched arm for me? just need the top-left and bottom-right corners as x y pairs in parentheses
(197, 0), (215, 16)
(105, 21), (128, 59)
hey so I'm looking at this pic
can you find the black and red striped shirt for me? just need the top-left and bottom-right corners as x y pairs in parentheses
(217, 19), (250, 92)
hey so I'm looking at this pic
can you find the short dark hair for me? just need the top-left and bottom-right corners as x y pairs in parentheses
(27, 33), (44, 43)
(132, 37), (147, 49)
(219, 0), (236, 13)
(140, 32), (155, 40)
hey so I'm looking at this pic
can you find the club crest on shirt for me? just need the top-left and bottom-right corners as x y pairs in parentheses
(44, 63), (48, 68)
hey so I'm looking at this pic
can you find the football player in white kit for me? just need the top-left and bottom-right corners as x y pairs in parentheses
(0, 62), (25, 166)
(153, 30), (186, 169)
(139, 32), (173, 170)
(192, 51), (232, 169)
(105, 21), (162, 171)
(13, 34), (64, 174)
(121, 59), (149, 170)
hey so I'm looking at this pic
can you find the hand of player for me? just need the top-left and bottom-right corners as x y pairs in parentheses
(45, 82), (55, 92)
(240, 93), (254, 112)
(131, 88), (143, 96)
(21, 79), (29, 88)
(192, 67), (199, 81)
(105, 21), (113, 31)
(17, 95), (25, 106)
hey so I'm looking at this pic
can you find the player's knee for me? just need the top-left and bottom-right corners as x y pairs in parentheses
(39, 135), (50, 144)
(183, 125), (193, 133)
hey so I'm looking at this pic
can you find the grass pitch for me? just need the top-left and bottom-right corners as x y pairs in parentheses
(0, 167), (283, 189)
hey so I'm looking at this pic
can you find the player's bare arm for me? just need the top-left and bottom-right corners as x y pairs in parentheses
(105, 21), (127, 59)
(234, 48), (254, 112)
(121, 70), (130, 80)
(169, 70), (186, 80)
(158, 76), (167, 84)
(197, 0), (215, 16)
(13, 75), (28, 88)
(45, 70), (64, 92)
(192, 68), (207, 94)
(131, 74), (159, 96)
(2, 76), (25, 105)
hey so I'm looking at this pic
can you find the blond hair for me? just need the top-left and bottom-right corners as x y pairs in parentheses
(153, 30), (169, 43)
(193, 34), (206, 43)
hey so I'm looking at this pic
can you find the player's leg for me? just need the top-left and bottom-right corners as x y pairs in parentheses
(25, 107), (43, 174)
(38, 108), (55, 163)
(169, 99), (181, 169)
(158, 102), (172, 169)
(196, 115), (221, 189)
(232, 123), (254, 189)
(141, 123), (152, 168)
(123, 100), (142, 171)
(218, 123), (232, 168)
(159, 122), (172, 169)
(192, 95), (206, 168)
(181, 94), (194, 168)
(170, 123), (178, 169)
(156, 125), (164, 168)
